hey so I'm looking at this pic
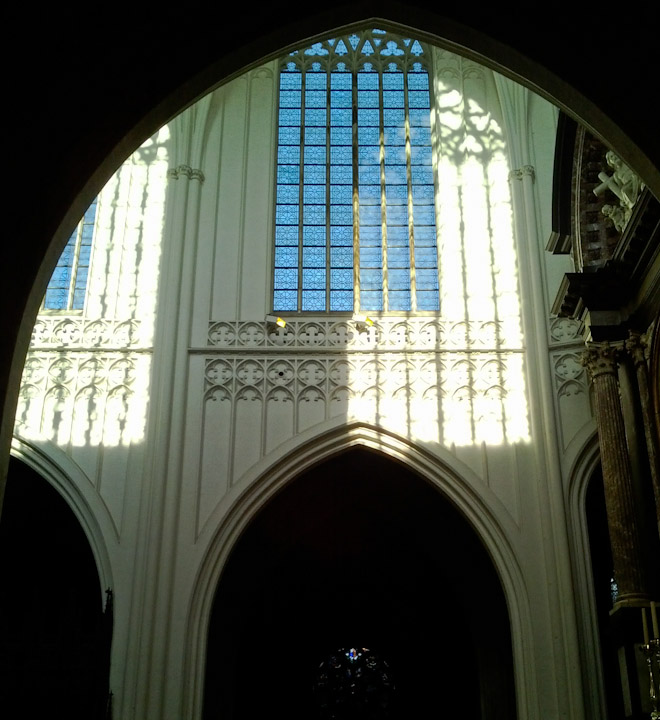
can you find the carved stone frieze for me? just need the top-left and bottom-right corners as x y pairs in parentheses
(30, 317), (147, 349)
(207, 317), (522, 352)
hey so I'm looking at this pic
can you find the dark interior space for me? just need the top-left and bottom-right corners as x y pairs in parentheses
(0, 457), (111, 718)
(203, 448), (515, 719)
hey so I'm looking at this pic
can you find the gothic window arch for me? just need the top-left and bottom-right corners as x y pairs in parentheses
(273, 29), (439, 313)
(43, 198), (98, 311)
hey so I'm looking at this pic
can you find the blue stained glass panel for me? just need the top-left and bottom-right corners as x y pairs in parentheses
(279, 90), (302, 107)
(280, 73), (302, 90)
(384, 166), (407, 184)
(383, 90), (404, 108)
(303, 226), (326, 245)
(358, 91), (379, 108)
(385, 147), (406, 165)
(360, 290), (383, 311)
(359, 185), (381, 203)
(413, 205), (436, 225)
(276, 205), (299, 224)
(386, 226), (408, 244)
(277, 165), (300, 183)
(360, 205), (382, 224)
(274, 290), (298, 311)
(331, 127), (352, 144)
(358, 72), (378, 89)
(358, 109), (379, 126)
(387, 247), (410, 268)
(305, 90), (326, 107)
(359, 226), (382, 243)
(414, 247), (438, 268)
(408, 108), (430, 127)
(415, 269), (439, 292)
(330, 269), (353, 289)
(303, 247), (326, 267)
(330, 146), (351, 164)
(414, 226), (437, 244)
(407, 91), (429, 108)
(305, 109), (327, 126)
(382, 73), (404, 89)
(306, 72), (327, 89)
(278, 146), (300, 163)
(416, 291), (440, 311)
(304, 185), (325, 203)
(412, 185), (434, 203)
(274, 268), (299, 288)
(276, 247), (298, 266)
(407, 72), (429, 90)
(411, 146), (432, 165)
(410, 166), (433, 184)
(360, 246), (382, 266)
(361, 268), (383, 290)
(359, 166), (381, 184)
(302, 290), (326, 311)
(303, 205), (326, 224)
(279, 108), (301, 125)
(304, 165), (326, 183)
(358, 146), (380, 165)
(409, 127), (431, 146)
(304, 146), (326, 164)
(331, 72), (352, 89)
(330, 206), (352, 224)
(330, 291), (353, 311)
(331, 91), (352, 108)
(389, 290), (412, 310)
(383, 108), (405, 126)
(386, 185), (407, 203)
(279, 127), (300, 144)
(331, 226), (353, 245)
(383, 127), (406, 145)
(330, 166), (352, 184)
(330, 186), (352, 204)
(275, 226), (298, 245)
(386, 205), (408, 225)
(305, 127), (325, 144)
(330, 108), (352, 125)
(331, 247), (353, 267)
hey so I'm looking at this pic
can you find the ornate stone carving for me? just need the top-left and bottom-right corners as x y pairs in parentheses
(206, 318), (522, 352)
(30, 317), (146, 349)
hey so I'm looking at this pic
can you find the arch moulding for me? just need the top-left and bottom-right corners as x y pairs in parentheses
(183, 421), (539, 720)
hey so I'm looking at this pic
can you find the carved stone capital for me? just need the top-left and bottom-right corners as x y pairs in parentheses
(509, 165), (535, 182)
(625, 331), (648, 366)
(168, 164), (205, 182)
(582, 341), (622, 379)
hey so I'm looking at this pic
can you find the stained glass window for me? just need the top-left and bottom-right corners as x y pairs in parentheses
(274, 29), (439, 313)
(44, 198), (98, 311)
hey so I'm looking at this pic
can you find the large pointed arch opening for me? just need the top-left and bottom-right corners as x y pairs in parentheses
(202, 446), (515, 718)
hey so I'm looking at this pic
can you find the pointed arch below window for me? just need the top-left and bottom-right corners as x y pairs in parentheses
(273, 29), (439, 313)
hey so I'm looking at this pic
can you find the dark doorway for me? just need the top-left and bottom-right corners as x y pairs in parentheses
(203, 448), (515, 719)
(0, 457), (111, 718)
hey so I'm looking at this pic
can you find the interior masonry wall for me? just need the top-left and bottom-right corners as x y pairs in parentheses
(12, 42), (600, 720)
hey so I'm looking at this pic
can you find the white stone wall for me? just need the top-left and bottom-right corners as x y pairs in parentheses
(13, 46), (600, 720)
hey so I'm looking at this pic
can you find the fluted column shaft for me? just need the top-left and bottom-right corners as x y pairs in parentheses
(626, 332), (660, 539)
(585, 342), (649, 603)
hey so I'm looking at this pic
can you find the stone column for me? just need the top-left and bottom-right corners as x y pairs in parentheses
(584, 342), (649, 604)
(626, 331), (660, 539)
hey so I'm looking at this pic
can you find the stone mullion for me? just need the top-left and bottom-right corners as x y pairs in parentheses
(626, 332), (660, 538)
(584, 342), (649, 603)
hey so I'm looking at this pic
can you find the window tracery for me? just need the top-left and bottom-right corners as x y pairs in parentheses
(273, 29), (439, 313)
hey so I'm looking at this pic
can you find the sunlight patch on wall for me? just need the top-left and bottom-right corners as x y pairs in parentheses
(15, 127), (170, 448)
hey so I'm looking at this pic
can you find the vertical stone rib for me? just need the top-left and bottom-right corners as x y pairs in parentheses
(627, 331), (660, 539)
(584, 342), (649, 603)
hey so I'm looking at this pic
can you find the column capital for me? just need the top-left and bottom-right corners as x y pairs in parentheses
(625, 330), (648, 366)
(509, 165), (535, 182)
(582, 341), (624, 378)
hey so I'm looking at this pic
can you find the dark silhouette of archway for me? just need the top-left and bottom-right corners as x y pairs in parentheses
(0, 457), (111, 718)
(203, 448), (515, 719)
